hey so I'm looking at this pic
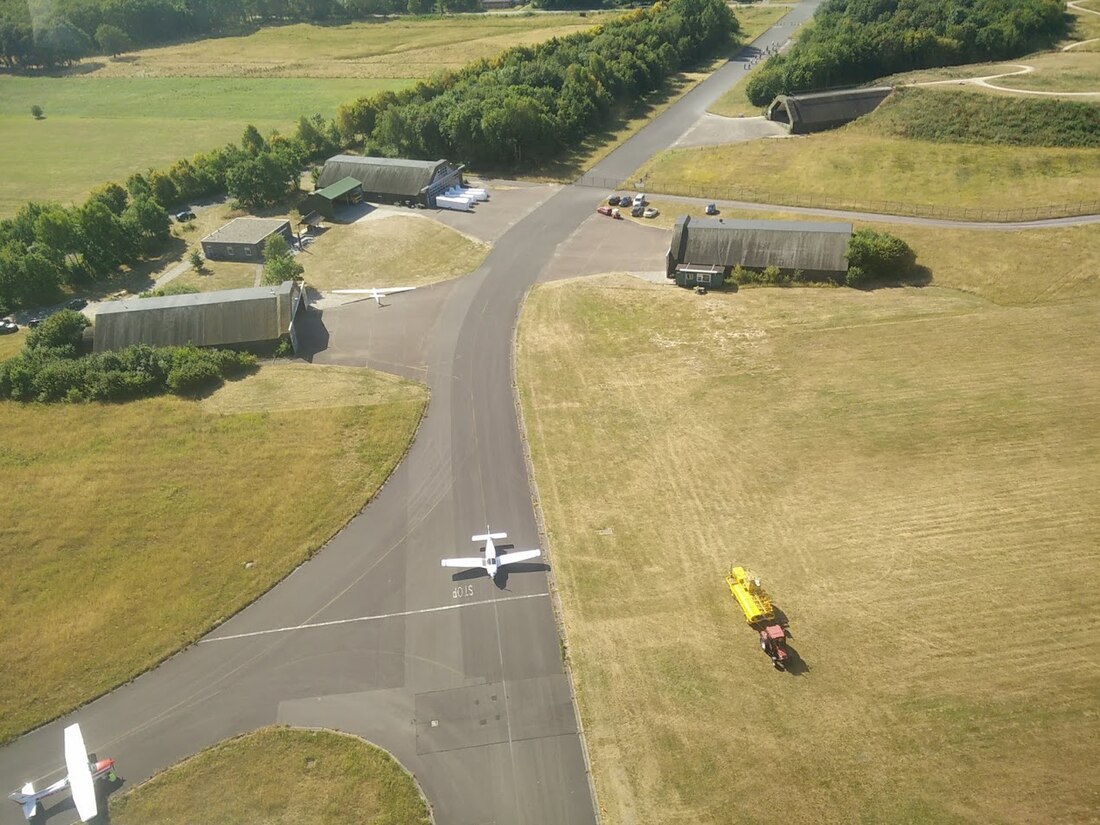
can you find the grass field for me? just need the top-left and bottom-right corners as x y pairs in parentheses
(0, 362), (426, 743)
(110, 727), (431, 825)
(882, 52), (1100, 91)
(634, 126), (1100, 212)
(517, 262), (1100, 823)
(0, 77), (411, 216)
(0, 13), (610, 216)
(85, 14), (608, 79)
(300, 213), (489, 292)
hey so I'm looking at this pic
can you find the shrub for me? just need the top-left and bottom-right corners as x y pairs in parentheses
(31, 105), (43, 119)
(24, 310), (90, 356)
(141, 283), (200, 298)
(846, 228), (917, 286)
(166, 355), (221, 396)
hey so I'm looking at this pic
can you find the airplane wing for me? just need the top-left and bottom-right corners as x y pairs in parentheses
(441, 557), (488, 569)
(472, 532), (507, 542)
(498, 549), (542, 566)
(64, 724), (97, 822)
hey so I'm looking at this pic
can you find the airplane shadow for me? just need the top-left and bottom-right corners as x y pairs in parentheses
(37, 773), (123, 824)
(450, 567), (487, 583)
(495, 562), (551, 590)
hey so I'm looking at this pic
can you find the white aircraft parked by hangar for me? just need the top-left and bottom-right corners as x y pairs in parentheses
(332, 286), (416, 307)
(7, 723), (116, 822)
(441, 529), (541, 582)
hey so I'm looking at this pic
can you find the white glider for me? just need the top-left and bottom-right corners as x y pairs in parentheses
(331, 286), (416, 306)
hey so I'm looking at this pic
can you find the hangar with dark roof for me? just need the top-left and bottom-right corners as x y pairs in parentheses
(93, 281), (304, 354)
(666, 216), (852, 287)
(765, 87), (893, 133)
(315, 155), (464, 207)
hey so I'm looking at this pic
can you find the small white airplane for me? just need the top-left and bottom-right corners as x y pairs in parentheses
(331, 286), (416, 306)
(7, 723), (115, 822)
(441, 529), (542, 581)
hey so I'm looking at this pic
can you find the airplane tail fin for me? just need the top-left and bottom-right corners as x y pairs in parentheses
(8, 786), (38, 821)
(472, 532), (507, 542)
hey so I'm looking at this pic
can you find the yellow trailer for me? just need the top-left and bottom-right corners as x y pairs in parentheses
(726, 566), (774, 624)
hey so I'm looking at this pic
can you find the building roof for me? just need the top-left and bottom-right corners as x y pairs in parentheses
(316, 155), (450, 197)
(767, 86), (892, 132)
(314, 176), (363, 200)
(93, 282), (299, 352)
(670, 216), (852, 273)
(201, 217), (290, 246)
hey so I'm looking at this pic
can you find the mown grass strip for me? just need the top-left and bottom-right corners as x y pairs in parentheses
(109, 727), (431, 825)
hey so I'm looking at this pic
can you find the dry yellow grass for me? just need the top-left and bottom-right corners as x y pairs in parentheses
(0, 362), (426, 742)
(82, 15), (610, 79)
(518, 268), (1100, 823)
(110, 727), (430, 825)
(637, 128), (1100, 212)
(301, 214), (488, 292)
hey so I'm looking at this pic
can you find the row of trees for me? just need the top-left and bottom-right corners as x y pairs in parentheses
(0, 310), (257, 402)
(745, 0), (1068, 105)
(0, 116), (339, 316)
(335, 0), (738, 165)
(2, 0), (738, 313)
(0, 0), (481, 70)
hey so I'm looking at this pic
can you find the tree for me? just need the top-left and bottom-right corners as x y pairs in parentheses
(122, 196), (171, 255)
(95, 24), (133, 57)
(226, 150), (298, 209)
(25, 309), (89, 356)
(846, 228), (916, 286)
(261, 234), (303, 285)
(189, 250), (204, 272)
(30, 104), (43, 119)
(241, 124), (267, 156)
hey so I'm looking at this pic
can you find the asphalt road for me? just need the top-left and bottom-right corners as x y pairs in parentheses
(0, 6), (821, 824)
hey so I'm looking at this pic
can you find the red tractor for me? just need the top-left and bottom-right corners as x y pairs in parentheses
(759, 624), (789, 671)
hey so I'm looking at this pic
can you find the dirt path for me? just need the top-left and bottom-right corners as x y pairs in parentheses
(912, 63), (1100, 96)
(1064, 1), (1100, 51)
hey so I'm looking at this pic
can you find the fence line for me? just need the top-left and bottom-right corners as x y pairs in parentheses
(572, 174), (1100, 223)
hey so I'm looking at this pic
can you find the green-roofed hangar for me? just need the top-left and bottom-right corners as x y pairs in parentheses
(667, 216), (852, 287)
(301, 176), (364, 220)
(315, 155), (465, 207)
(93, 281), (305, 354)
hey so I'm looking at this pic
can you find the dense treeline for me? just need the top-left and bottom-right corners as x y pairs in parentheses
(865, 87), (1100, 148)
(1, 0), (737, 313)
(0, 310), (257, 401)
(0, 116), (339, 315)
(745, 0), (1068, 105)
(335, 0), (738, 164)
(0, 0), (481, 69)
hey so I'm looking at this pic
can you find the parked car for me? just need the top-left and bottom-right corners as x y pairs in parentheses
(0, 319), (17, 334)
(67, 298), (87, 311)
(174, 209), (196, 222)
(607, 195), (621, 206)
(631, 204), (644, 217)
(597, 205), (614, 217)
(632, 193), (646, 207)
(27, 316), (45, 328)
(705, 202), (719, 215)
(643, 207), (659, 219)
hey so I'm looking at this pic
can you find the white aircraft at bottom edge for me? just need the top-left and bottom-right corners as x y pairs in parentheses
(331, 286), (416, 306)
(441, 529), (541, 580)
(7, 723), (115, 822)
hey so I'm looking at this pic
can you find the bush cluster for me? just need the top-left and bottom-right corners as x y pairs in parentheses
(0, 117), (338, 317)
(0, 311), (256, 403)
(865, 87), (1100, 148)
(745, 0), (1067, 105)
(845, 228), (917, 287)
(334, 0), (739, 165)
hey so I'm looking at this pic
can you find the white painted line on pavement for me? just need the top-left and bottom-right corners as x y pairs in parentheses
(201, 592), (550, 643)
